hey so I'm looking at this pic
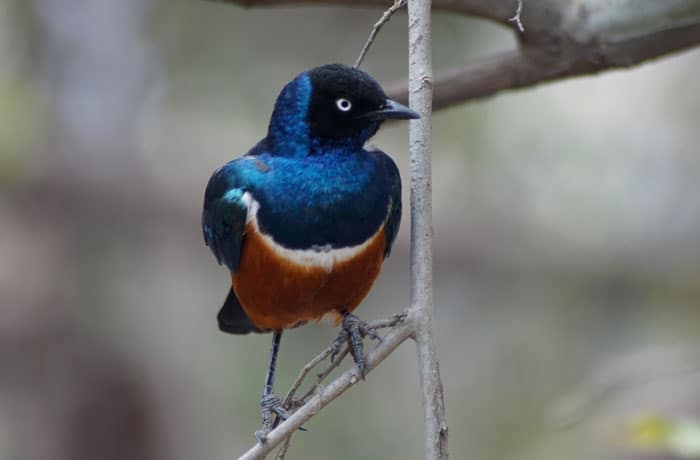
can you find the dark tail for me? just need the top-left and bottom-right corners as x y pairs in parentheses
(217, 288), (263, 334)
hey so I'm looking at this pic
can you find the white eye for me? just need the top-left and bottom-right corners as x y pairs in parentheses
(336, 98), (352, 112)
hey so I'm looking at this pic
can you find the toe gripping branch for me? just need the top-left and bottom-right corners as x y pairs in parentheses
(255, 330), (307, 443)
(255, 331), (288, 443)
(332, 311), (384, 379)
(255, 312), (406, 442)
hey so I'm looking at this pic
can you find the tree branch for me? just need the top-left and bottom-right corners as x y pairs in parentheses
(407, 1), (448, 459)
(213, 0), (514, 23)
(236, 320), (414, 460)
(210, 0), (700, 110)
(260, 314), (404, 457)
(388, 22), (700, 110)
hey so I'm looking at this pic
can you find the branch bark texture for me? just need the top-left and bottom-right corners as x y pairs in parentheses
(407, 0), (448, 459)
(217, 0), (700, 109)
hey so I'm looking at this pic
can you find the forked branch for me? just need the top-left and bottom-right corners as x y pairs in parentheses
(237, 319), (414, 460)
(273, 314), (406, 459)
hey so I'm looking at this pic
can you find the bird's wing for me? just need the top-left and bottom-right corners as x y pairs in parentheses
(202, 161), (249, 272)
(378, 152), (402, 257)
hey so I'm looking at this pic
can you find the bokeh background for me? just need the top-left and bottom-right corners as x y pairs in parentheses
(2, 1), (700, 459)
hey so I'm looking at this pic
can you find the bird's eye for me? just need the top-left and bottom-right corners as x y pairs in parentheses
(335, 98), (352, 112)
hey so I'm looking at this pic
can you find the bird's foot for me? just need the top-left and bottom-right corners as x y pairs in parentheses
(331, 312), (382, 379)
(254, 393), (288, 443)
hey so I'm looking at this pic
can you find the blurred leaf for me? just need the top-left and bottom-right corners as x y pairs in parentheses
(624, 413), (700, 458)
(626, 413), (672, 448)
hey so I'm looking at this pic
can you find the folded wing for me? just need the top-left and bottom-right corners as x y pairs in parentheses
(202, 162), (248, 272)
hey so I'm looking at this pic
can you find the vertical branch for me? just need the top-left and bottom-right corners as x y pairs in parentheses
(407, 1), (448, 460)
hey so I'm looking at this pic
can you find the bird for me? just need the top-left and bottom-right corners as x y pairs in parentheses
(201, 63), (418, 439)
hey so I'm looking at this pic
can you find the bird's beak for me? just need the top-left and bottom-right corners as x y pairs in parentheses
(364, 99), (421, 120)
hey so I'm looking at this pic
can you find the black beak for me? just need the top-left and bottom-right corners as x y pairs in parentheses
(364, 99), (420, 121)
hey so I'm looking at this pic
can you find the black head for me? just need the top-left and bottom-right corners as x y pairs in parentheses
(306, 64), (419, 144)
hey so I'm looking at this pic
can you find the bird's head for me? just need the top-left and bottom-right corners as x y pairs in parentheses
(267, 64), (419, 156)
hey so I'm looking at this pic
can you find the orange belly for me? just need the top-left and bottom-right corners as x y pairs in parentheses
(231, 223), (387, 331)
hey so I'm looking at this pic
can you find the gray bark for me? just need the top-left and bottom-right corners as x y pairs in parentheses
(406, 0), (449, 459)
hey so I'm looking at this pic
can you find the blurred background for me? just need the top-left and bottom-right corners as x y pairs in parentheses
(2, 1), (700, 459)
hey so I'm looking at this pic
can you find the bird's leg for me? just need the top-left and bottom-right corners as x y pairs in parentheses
(255, 330), (288, 442)
(331, 310), (382, 379)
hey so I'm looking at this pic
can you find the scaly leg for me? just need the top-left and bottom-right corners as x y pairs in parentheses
(255, 330), (288, 442)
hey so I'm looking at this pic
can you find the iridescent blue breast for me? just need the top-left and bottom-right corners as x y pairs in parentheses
(248, 150), (390, 251)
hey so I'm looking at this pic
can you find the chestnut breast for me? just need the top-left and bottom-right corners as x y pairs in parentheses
(232, 222), (387, 331)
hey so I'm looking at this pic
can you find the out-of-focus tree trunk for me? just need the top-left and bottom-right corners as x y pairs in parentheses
(0, 2), (167, 460)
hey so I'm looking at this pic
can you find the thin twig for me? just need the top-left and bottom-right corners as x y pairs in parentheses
(269, 347), (350, 459)
(369, 312), (409, 330)
(271, 313), (409, 458)
(508, 0), (524, 32)
(354, 0), (407, 68)
(299, 347), (350, 402)
(281, 346), (334, 408)
(281, 314), (406, 409)
(298, 315), (407, 403)
(237, 321), (414, 460)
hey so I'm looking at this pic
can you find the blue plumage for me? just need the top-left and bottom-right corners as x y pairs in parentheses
(267, 73), (313, 158)
(203, 65), (408, 269)
(201, 168), (248, 271)
(202, 63), (419, 438)
(203, 132), (400, 264)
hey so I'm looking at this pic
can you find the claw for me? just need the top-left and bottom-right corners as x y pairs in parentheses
(330, 330), (348, 363)
(255, 394), (287, 442)
(333, 311), (382, 379)
(263, 394), (288, 418)
(361, 324), (382, 343)
(256, 394), (309, 442)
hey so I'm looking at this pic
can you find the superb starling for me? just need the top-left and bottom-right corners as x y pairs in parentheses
(202, 63), (418, 438)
